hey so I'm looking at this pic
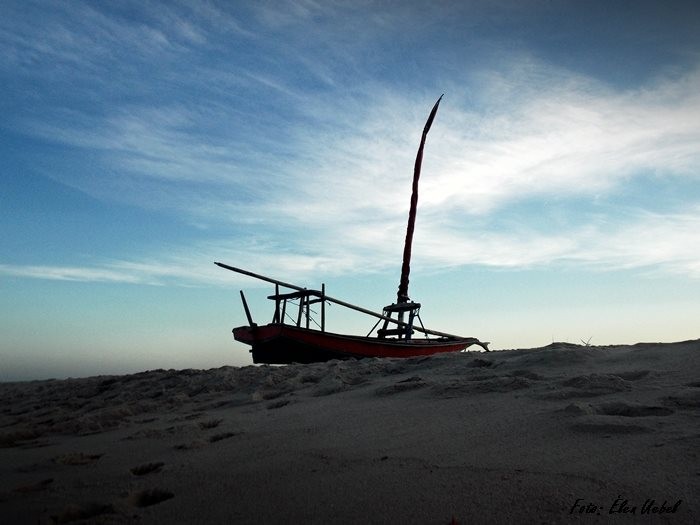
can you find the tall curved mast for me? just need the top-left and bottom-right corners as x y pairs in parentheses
(397, 94), (443, 304)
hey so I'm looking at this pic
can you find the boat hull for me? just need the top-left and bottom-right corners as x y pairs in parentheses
(233, 324), (485, 364)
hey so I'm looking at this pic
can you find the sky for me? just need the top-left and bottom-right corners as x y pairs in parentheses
(1, 0), (699, 381)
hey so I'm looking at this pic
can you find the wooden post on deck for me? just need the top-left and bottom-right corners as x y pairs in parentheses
(321, 283), (326, 332)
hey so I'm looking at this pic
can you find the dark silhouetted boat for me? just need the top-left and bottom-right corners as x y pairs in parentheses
(216, 96), (488, 364)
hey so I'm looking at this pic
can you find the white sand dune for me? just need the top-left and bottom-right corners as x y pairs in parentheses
(1, 340), (698, 524)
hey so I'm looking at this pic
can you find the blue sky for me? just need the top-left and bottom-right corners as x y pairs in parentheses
(1, 1), (699, 381)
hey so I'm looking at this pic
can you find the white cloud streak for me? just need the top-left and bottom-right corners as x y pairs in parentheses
(2, 205), (699, 287)
(0, 264), (150, 285)
(421, 65), (700, 214)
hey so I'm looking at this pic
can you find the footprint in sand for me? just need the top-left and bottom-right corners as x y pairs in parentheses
(174, 430), (238, 449)
(12, 478), (53, 493)
(565, 401), (673, 418)
(208, 432), (237, 443)
(468, 358), (494, 368)
(130, 462), (165, 476)
(544, 374), (632, 399)
(596, 402), (673, 417)
(267, 399), (292, 409)
(128, 488), (174, 508)
(53, 453), (103, 466)
(564, 402), (597, 416)
(432, 376), (531, 398)
(198, 418), (223, 429)
(570, 421), (652, 435)
(566, 401), (673, 435)
(0, 429), (42, 448)
(508, 369), (545, 380)
(375, 376), (427, 396)
(665, 390), (700, 408)
(50, 502), (115, 523)
(174, 440), (207, 450)
(612, 370), (651, 381)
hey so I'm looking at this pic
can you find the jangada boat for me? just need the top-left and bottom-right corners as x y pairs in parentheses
(216, 96), (488, 364)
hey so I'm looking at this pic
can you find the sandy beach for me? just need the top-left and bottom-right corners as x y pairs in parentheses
(1, 340), (698, 524)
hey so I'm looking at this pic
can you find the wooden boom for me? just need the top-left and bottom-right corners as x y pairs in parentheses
(214, 261), (468, 340)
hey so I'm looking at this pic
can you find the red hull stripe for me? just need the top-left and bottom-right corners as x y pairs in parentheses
(233, 324), (476, 359)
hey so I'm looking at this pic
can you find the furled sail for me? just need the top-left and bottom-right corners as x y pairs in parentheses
(397, 95), (443, 304)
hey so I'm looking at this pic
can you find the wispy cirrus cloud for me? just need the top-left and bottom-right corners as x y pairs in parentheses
(0, 264), (151, 285)
(0, 0), (252, 70)
(9, 57), (700, 284)
(411, 206), (700, 276)
(3, 204), (699, 287)
(3, 2), (700, 286)
(421, 64), (700, 212)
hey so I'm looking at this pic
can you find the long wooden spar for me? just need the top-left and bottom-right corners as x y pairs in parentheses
(214, 261), (471, 341)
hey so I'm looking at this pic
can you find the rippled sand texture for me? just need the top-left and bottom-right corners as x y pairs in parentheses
(1, 340), (698, 523)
